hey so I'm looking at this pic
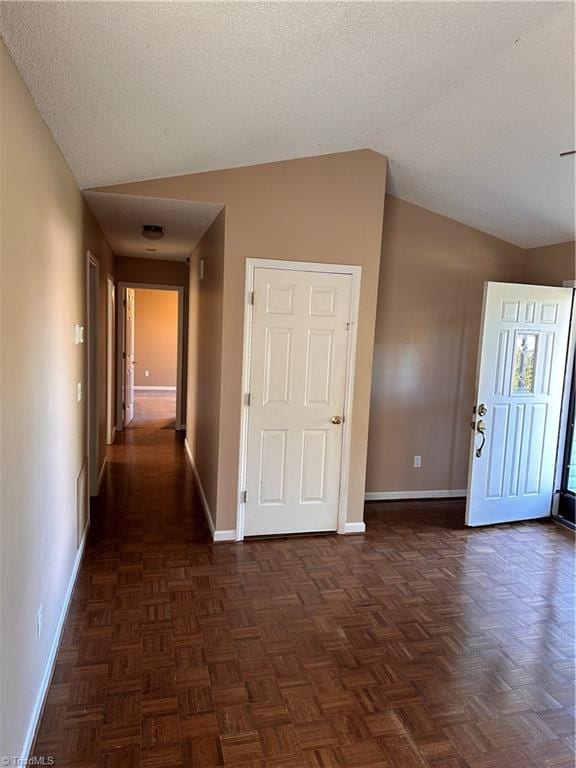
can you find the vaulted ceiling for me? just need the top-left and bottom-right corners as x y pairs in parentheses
(1, 1), (574, 247)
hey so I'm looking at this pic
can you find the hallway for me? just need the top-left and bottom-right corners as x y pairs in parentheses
(32, 432), (575, 768)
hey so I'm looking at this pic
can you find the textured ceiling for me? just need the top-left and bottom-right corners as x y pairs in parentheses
(1, 1), (574, 247)
(83, 192), (222, 261)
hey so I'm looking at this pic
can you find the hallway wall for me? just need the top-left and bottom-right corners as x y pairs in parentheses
(0, 38), (113, 758)
(187, 211), (225, 523)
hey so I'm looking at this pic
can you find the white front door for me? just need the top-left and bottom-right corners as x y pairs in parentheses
(244, 266), (354, 536)
(123, 287), (136, 426)
(466, 282), (573, 526)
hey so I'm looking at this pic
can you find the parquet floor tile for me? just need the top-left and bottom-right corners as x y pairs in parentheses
(32, 430), (575, 767)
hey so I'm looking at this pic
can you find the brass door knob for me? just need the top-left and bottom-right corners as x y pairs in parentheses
(331, 415), (343, 425)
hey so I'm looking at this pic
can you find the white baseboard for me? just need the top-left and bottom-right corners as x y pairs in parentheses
(22, 524), (89, 760)
(213, 529), (237, 542)
(98, 456), (107, 490)
(184, 439), (235, 542)
(365, 489), (467, 501)
(344, 521), (366, 534)
(134, 385), (176, 391)
(184, 438), (214, 536)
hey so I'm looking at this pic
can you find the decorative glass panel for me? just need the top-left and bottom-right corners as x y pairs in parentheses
(512, 333), (537, 394)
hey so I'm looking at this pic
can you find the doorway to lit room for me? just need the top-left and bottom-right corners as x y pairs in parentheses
(117, 283), (184, 431)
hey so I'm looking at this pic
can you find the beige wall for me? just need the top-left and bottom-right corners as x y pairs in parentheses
(115, 255), (189, 287)
(0, 38), (113, 757)
(187, 211), (225, 521)
(524, 240), (575, 286)
(134, 289), (178, 387)
(97, 150), (388, 531)
(366, 196), (527, 494)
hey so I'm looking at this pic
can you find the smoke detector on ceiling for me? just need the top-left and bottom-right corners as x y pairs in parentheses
(142, 224), (164, 240)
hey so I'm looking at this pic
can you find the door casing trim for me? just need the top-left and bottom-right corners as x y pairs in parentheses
(116, 282), (185, 431)
(236, 258), (362, 541)
(87, 251), (100, 497)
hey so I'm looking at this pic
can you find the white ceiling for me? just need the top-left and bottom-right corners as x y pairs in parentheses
(83, 192), (222, 261)
(1, 1), (574, 248)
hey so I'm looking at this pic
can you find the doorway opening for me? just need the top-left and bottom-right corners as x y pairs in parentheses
(117, 283), (185, 431)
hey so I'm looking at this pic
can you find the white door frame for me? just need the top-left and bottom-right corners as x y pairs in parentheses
(86, 251), (100, 497)
(106, 274), (116, 444)
(236, 258), (362, 541)
(552, 282), (576, 515)
(116, 282), (185, 431)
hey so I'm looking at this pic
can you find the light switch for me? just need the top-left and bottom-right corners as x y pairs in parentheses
(77, 382), (82, 402)
(145, 370), (150, 377)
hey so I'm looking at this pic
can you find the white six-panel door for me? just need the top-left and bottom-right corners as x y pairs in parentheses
(244, 266), (354, 536)
(466, 282), (573, 526)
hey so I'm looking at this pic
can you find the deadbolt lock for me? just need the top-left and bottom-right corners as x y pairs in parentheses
(477, 403), (488, 417)
(331, 415), (343, 425)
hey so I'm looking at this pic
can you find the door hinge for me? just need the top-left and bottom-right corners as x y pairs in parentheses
(248, 291), (255, 306)
(122, 351), (126, 359)
(244, 393), (251, 406)
(241, 490), (247, 503)
(123, 298), (126, 307)
(122, 402), (126, 410)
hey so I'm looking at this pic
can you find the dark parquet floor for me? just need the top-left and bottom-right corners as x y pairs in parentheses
(32, 430), (575, 767)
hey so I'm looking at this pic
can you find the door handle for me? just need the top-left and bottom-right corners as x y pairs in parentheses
(331, 415), (343, 425)
(475, 419), (487, 458)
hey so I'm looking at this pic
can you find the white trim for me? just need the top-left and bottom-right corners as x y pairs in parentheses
(365, 489), (468, 501)
(134, 385), (177, 391)
(106, 274), (115, 445)
(236, 258), (362, 541)
(344, 521), (366, 534)
(98, 457), (107, 490)
(117, 282), (185, 432)
(184, 439), (237, 542)
(563, 280), (576, 288)
(21, 525), (89, 761)
(553, 286), (575, 506)
(184, 438), (215, 538)
(87, 251), (100, 497)
(213, 529), (237, 542)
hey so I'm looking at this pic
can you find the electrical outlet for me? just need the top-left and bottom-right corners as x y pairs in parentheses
(77, 382), (82, 402)
(145, 370), (150, 377)
(37, 605), (43, 639)
(413, 455), (422, 468)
